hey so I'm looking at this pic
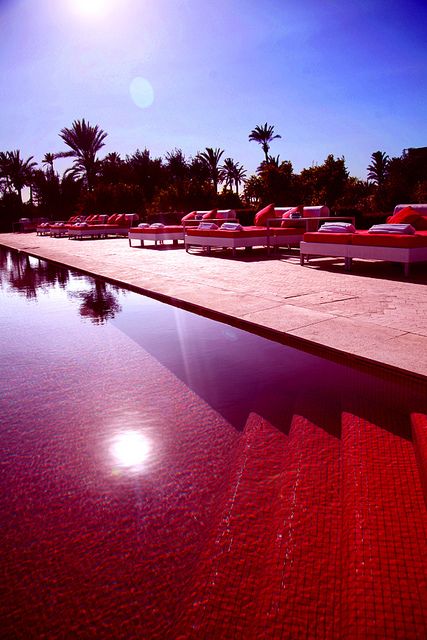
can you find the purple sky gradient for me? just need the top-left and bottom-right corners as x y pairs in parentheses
(1, 0), (426, 179)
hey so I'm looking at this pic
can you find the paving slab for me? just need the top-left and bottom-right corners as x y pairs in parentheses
(1, 233), (426, 380)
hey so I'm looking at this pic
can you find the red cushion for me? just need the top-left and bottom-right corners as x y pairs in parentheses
(387, 206), (420, 225)
(181, 211), (196, 222)
(131, 226), (183, 234)
(281, 219), (305, 229)
(114, 214), (125, 225)
(107, 214), (118, 224)
(413, 215), (427, 230)
(303, 232), (353, 244)
(186, 226), (266, 238)
(254, 203), (275, 226)
(202, 209), (218, 220)
(352, 230), (427, 248)
(282, 205), (303, 219)
(272, 227), (305, 236)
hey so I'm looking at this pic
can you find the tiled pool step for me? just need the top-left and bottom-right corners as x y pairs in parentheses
(176, 413), (289, 638)
(412, 412), (427, 505)
(176, 412), (427, 639)
(341, 413), (427, 639)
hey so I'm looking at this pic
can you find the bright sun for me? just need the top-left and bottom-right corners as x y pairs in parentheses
(70, 0), (112, 18)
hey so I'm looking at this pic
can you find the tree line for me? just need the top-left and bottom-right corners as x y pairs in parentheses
(1, 119), (426, 230)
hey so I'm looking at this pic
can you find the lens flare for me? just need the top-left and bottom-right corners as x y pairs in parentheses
(129, 77), (154, 109)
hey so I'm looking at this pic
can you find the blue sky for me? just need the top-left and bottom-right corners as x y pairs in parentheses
(1, 0), (426, 180)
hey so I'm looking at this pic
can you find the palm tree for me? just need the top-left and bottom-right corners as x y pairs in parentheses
(100, 152), (125, 184)
(197, 147), (225, 194)
(222, 157), (237, 191)
(367, 151), (390, 187)
(232, 163), (247, 196)
(42, 151), (74, 176)
(249, 123), (282, 163)
(0, 150), (37, 202)
(165, 148), (188, 181)
(221, 158), (247, 195)
(59, 118), (107, 191)
(42, 153), (55, 174)
(0, 151), (13, 194)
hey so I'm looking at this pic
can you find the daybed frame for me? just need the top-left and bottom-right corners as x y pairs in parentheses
(300, 240), (427, 277)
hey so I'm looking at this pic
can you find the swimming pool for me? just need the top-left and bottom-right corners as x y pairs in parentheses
(1, 247), (426, 638)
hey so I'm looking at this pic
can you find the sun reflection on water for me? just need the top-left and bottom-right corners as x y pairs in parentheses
(110, 430), (153, 473)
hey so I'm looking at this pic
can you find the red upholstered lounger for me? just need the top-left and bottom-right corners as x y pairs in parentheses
(128, 225), (185, 247)
(184, 205), (333, 256)
(300, 206), (427, 276)
(128, 209), (237, 248)
(185, 225), (271, 256)
(68, 213), (139, 239)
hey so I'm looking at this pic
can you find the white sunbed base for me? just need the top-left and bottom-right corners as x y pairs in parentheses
(184, 233), (270, 257)
(128, 231), (185, 247)
(269, 233), (305, 249)
(300, 241), (427, 276)
(68, 227), (129, 239)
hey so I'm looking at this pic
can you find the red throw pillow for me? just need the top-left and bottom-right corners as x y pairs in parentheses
(387, 206), (420, 225)
(181, 211), (196, 222)
(413, 215), (427, 230)
(107, 214), (118, 224)
(282, 205), (303, 219)
(281, 219), (305, 228)
(119, 214), (130, 226)
(254, 203), (275, 226)
(202, 208), (218, 220)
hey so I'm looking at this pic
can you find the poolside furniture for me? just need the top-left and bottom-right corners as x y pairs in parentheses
(128, 209), (237, 248)
(129, 223), (186, 247)
(300, 204), (427, 276)
(36, 215), (86, 236)
(184, 205), (332, 256)
(36, 222), (54, 236)
(68, 214), (139, 240)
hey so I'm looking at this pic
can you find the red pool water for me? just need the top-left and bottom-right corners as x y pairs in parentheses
(1, 248), (426, 639)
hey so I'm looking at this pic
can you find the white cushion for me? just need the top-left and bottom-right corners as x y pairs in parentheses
(319, 222), (355, 233)
(198, 222), (218, 230)
(220, 222), (243, 230)
(368, 223), (415, 234)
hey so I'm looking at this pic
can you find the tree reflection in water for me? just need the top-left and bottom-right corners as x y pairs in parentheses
(68, 279), (122, 324)
(5, 251), (70, 299)
(1, 248), (121, 325)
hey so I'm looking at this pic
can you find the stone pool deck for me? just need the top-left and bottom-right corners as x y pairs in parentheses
(1, 232), (427, 380)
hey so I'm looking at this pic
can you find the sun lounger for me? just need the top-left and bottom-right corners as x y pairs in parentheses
(300, 204), (427, 276)
(68, 213), (139, 240)
(128, 209), (237, 248)
(184, 205), (332, 256)
(129, 224), (186, 247)
(37, 215), (84, 236)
